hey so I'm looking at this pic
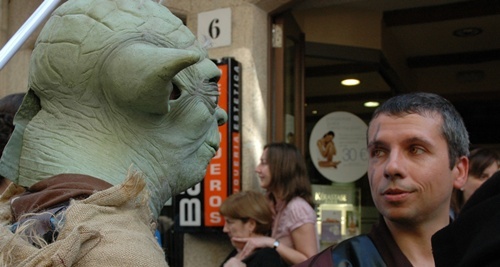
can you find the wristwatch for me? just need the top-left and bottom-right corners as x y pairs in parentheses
(273, 239), (280, 250)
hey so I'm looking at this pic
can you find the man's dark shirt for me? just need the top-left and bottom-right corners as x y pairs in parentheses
(294, 217), (412, 267)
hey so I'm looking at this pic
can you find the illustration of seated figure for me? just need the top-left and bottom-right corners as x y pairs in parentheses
(317, 131), (341, 168)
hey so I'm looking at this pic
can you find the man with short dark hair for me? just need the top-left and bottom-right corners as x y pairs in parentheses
(296, 92), (469, 267)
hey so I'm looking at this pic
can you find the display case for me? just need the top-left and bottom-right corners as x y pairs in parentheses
(312, 183), (361, 250)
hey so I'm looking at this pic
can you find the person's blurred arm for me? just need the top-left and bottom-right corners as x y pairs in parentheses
(278, 222), (318, 264)
(233, 223), (318, 265)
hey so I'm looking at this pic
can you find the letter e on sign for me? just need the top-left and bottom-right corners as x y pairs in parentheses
(197, 8), (231, 48)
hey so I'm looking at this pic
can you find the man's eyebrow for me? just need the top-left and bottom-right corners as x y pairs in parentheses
(367, 136), (433, 148)
(367, 140), (385, 149)
(403, 136), (434, 147)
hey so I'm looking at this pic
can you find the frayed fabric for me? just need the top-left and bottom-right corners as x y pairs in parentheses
(0, 183), (25, 227)
(0, 172), (168, 267)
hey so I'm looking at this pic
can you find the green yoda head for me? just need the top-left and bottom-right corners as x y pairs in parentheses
(0, 0), (227, 217)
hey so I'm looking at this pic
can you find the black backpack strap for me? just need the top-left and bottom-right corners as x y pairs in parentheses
(302, 244), (334, 267)
(295, 235), (386, 267)
(331, 235), (386, 267)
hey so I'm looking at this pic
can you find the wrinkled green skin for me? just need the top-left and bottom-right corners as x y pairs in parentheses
(0, 0), (227, 218)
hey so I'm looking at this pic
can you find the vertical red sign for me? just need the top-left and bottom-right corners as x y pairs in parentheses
(204, 64), (229, 227)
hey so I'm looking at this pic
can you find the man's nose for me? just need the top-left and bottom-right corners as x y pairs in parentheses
(384, 150), (405, 180)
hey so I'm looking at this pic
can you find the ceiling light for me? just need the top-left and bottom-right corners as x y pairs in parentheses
(341, 79), (360, 86)
(312, 110), (318, 114)
(364, 101), (379, 108)
(453, 27), (482, 37)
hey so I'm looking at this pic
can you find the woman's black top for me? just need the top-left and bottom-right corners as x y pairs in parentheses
(221, 248), (288, 267)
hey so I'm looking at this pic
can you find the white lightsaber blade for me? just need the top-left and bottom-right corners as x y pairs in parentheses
(0, 0), (62, 70)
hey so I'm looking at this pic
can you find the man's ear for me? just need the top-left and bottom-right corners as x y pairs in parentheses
(453, 156), (469, 189)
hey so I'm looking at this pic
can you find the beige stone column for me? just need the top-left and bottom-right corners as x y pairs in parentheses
(175, 0), (271, 194)
(203, 5), (270, 195)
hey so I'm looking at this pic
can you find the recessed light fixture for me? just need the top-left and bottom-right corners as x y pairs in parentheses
(312, 110), (318, 114)
(364, 101), (379, 108)
(341, 78), (360, 86)
(453, 27), (482, 37)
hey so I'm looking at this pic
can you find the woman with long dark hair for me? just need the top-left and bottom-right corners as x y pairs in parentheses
(232, 143), (318, 265)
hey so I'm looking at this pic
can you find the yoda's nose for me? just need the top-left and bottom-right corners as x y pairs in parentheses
(215, 107), (228, 126)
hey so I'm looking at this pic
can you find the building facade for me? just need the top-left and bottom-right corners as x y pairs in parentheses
(3, 0), (498, 266)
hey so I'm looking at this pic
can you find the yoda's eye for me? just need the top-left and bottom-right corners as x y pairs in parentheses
(209, 76), (220, 84)
(170, 83), (181, 100)
(204, 80), (220, 106)
(208, 81), (219, 105)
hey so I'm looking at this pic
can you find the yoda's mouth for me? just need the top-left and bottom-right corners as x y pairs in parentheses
(203, 140), (219, 158)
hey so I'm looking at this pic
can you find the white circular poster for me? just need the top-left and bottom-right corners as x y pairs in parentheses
(309, 111), (368, 183)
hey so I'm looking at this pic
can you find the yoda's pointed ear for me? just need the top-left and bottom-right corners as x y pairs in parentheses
(102, 43), (201, 114)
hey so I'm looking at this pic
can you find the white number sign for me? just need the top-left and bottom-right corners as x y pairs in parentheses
(197, 8), (231, 48)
